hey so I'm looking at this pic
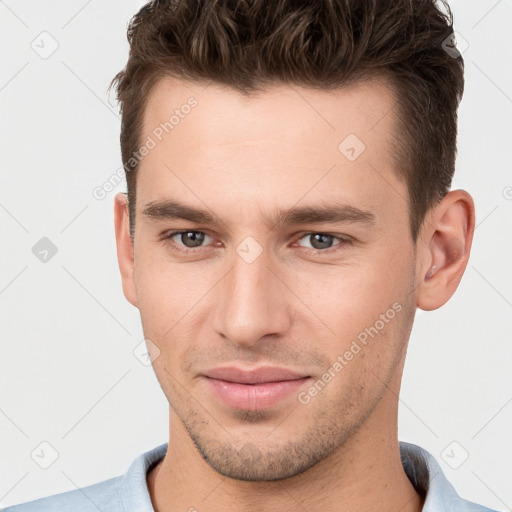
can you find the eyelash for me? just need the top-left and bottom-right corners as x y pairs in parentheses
(163, 230), (353, 256)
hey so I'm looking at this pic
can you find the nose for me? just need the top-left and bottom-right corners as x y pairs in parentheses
(212, 246), (292, 347)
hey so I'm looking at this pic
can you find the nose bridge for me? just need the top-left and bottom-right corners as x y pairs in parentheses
(213, 244), (290, 346)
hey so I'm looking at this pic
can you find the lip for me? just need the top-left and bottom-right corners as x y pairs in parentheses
(202, 366), (311, 410)
(204, 366), (309, 384)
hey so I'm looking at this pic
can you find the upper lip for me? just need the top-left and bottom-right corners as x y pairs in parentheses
(203, 366), (309, 384)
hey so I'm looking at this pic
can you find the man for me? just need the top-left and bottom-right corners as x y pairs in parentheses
(4, 0), (498, 510)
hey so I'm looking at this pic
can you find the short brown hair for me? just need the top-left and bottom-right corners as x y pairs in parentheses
(110, 0), (464, 241)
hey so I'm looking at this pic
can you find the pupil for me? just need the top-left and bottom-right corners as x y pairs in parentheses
(311, 233), (332, 250)
(182, 231), (204, 247)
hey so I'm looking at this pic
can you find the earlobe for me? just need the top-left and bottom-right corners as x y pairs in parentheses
(416, 190), (475, 311)
(114, 192), (138, 308)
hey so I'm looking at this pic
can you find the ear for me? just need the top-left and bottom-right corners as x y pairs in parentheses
(416, 190), (475, 311)
(114, 192), (138, 308)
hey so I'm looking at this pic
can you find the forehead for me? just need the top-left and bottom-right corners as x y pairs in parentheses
(137, 77), (405, 229)
(142, 77), (398, 151)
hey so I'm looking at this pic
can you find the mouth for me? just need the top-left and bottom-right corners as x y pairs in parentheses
(201, 366), (311, 411)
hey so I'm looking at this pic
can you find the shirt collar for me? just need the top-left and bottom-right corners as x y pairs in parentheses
(400, 441), (472, 511)
(120, 441), (466, 511)
(121, 442), (168, 512)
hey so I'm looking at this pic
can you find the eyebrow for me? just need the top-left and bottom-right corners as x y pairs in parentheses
(141, 199), (375, 228)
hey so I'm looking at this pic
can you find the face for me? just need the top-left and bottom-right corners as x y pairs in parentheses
(123, 78), (419, 481)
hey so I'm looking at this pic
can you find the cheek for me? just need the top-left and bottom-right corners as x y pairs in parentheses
(133, 251), (199, 332)
(287, 248), (414, 354)
(133, 245), (228, 349)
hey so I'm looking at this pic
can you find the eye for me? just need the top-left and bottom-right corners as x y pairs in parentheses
(168, 230), (214, 250)
(163, 230), (351, 256)
(296, 233), (348, 252)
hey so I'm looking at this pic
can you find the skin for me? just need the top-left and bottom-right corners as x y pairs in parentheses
(114, 77), (475, 511)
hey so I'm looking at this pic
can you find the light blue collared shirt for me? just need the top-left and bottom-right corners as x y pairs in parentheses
(3, 442), (498, 511)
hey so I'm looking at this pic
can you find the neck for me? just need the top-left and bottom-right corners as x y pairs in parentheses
(147, 385), (423, 512)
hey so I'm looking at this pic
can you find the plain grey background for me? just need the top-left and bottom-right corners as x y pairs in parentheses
(1, 0), (511, 509)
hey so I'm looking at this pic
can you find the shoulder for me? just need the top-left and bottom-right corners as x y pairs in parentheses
(1, 475), (123, 512)
(2, 442), (168, 512)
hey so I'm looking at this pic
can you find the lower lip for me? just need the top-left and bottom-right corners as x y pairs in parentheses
(204, 377), (310, 411)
